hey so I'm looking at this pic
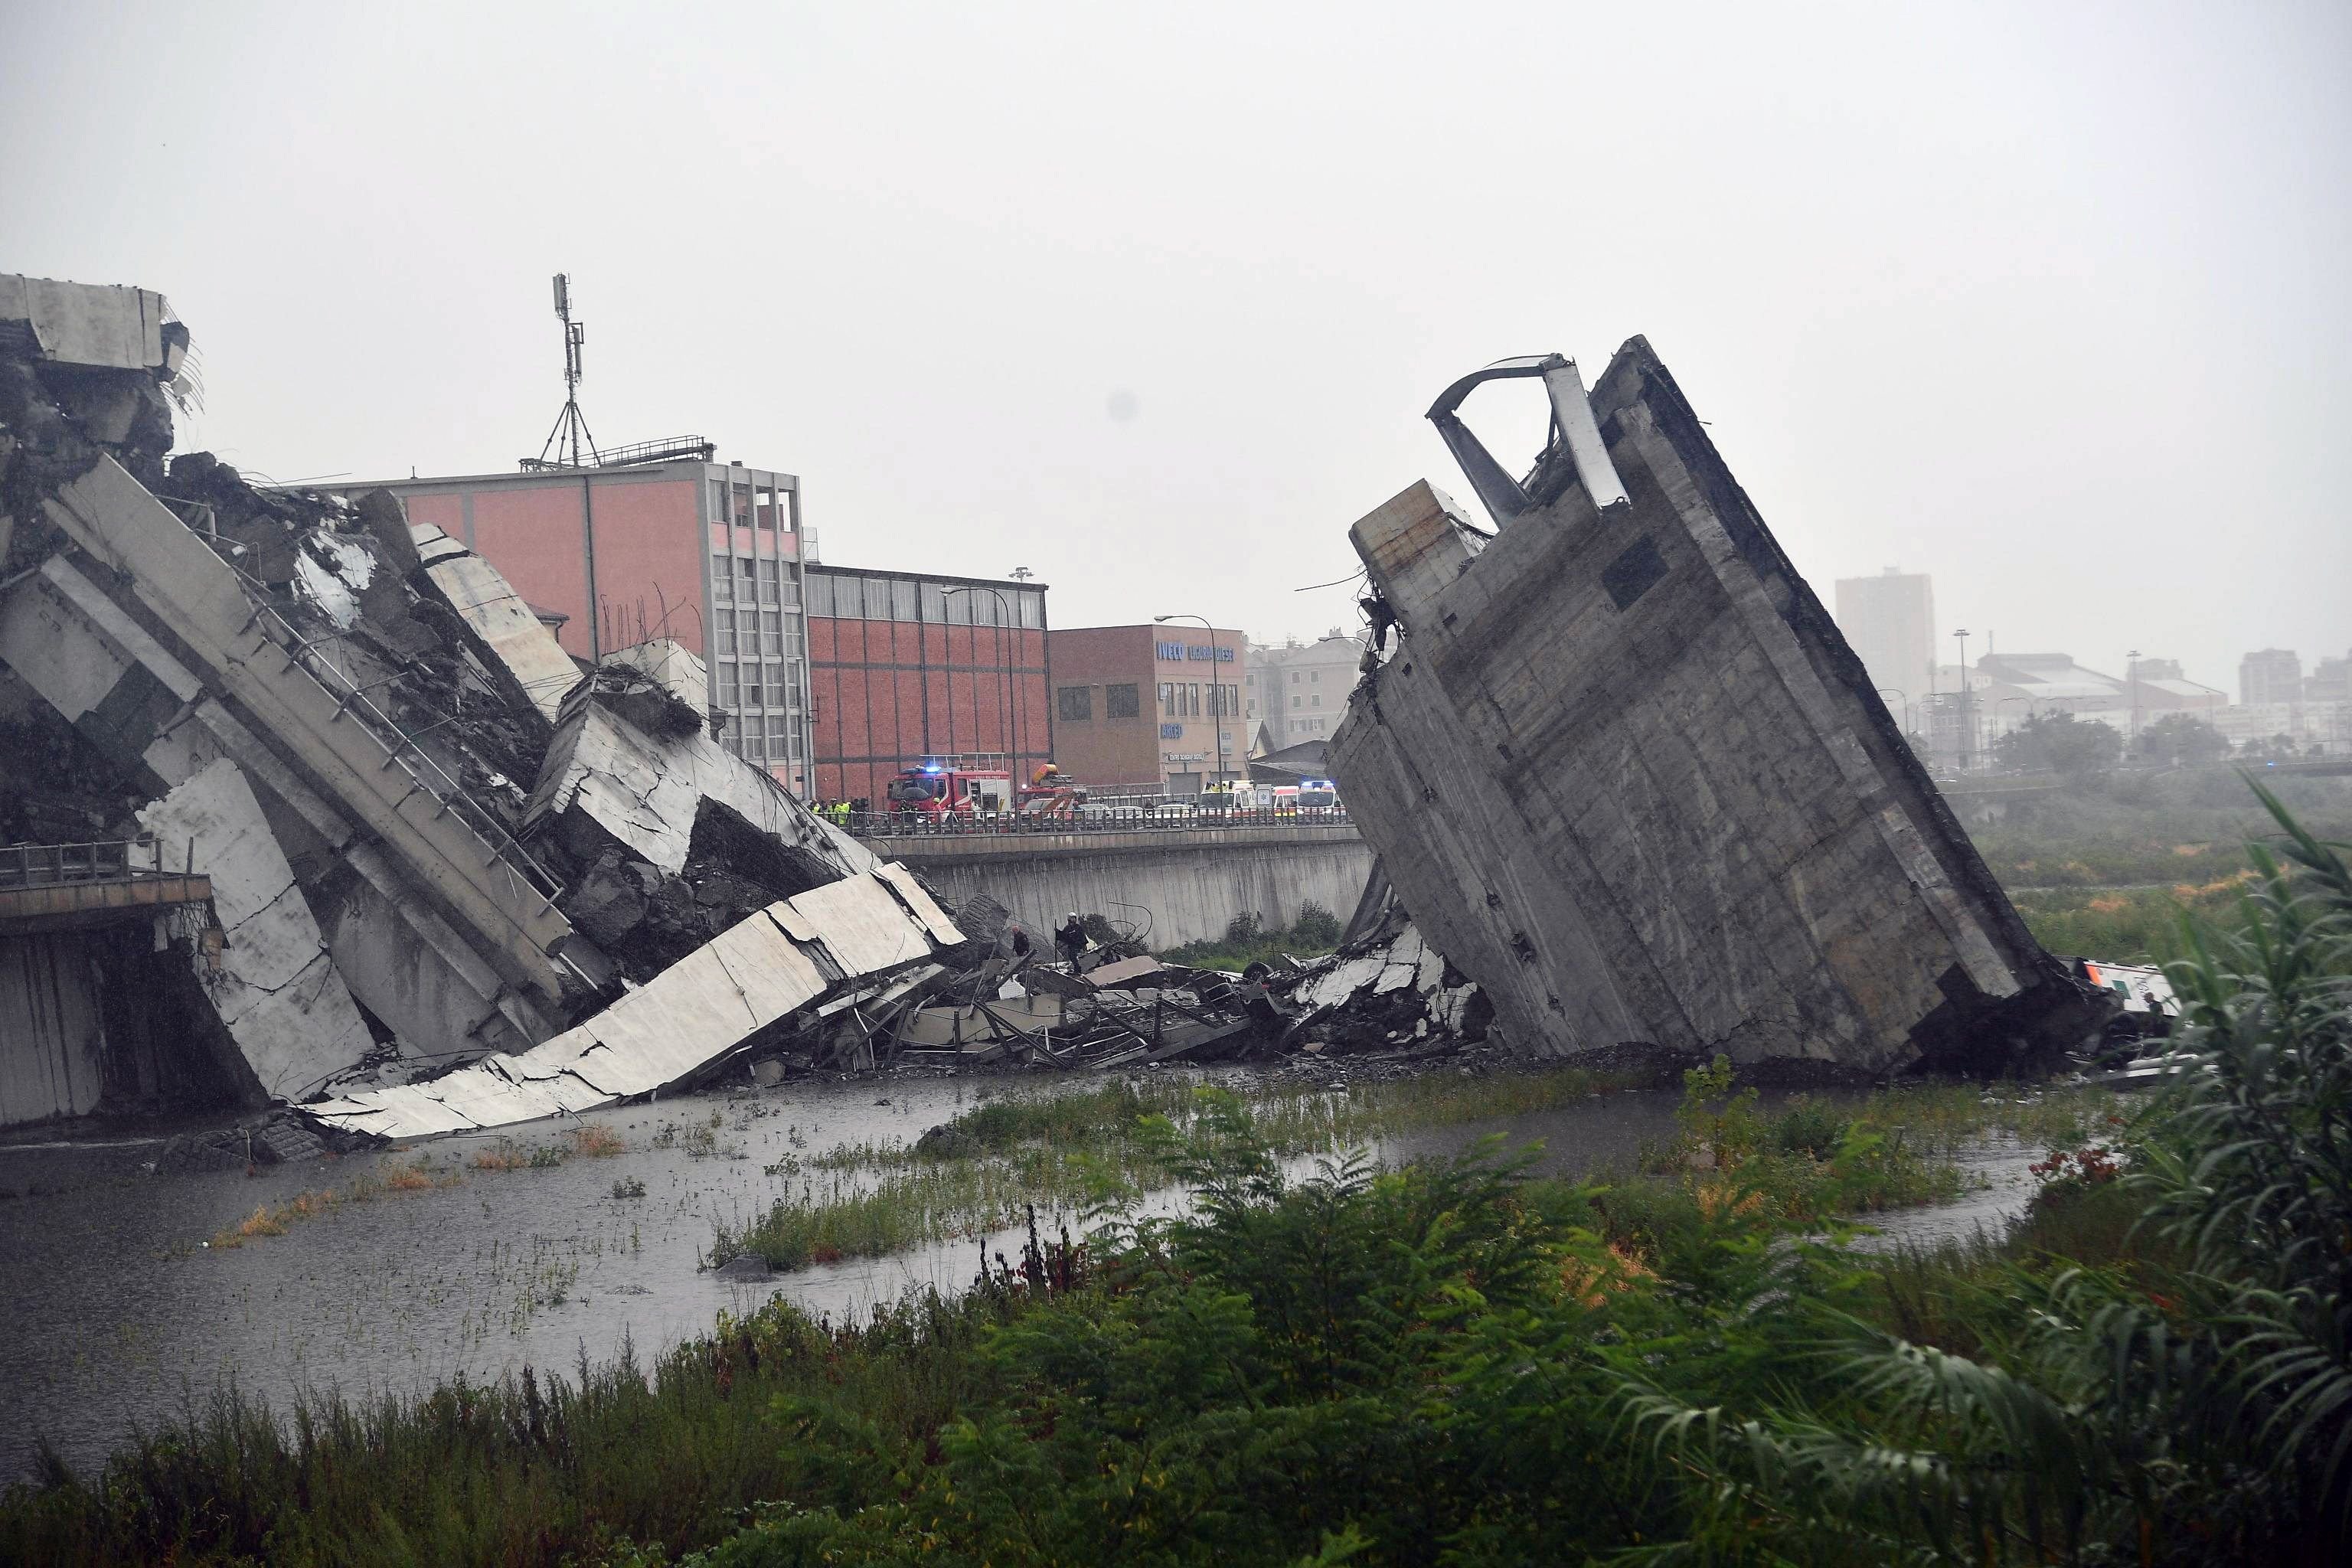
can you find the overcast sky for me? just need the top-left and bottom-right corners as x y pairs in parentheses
(6, 1), (2347, 692)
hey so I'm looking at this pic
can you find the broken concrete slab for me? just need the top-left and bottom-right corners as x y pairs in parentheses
(528, 684), (875, 880)
(0, 551), (553, 1058)
(136, 758), (376, 1099)
(302, 870), (964, 1139)
(0, 275), (187, 377)
(37, 456), (583, 1012)
(411, 523), (585, 720)
(1331, 338), (2101, 1075)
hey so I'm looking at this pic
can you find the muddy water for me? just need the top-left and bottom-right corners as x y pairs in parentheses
(0, 1072), (2027, 1480)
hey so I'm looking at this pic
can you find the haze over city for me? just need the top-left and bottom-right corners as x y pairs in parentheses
(4, 0), (2344, 689)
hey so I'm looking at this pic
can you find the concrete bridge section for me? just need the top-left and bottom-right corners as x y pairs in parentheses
(874, 825), (1374, 950)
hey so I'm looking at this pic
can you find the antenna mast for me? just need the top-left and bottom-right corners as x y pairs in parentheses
(535, 273), (600, 468)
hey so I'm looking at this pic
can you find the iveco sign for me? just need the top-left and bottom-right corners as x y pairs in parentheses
(1155, 641), (1235, 662)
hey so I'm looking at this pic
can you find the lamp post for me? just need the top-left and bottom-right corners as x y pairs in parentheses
(1155, 613), (1229, 804)
(943, 586), (1018, 789)
(1875, 687), (1913, 737)
(2125, 648), (2142, 750)
(1952, 628), (1973, 773)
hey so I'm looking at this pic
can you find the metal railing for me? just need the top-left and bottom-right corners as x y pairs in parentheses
(0, 837), (192, 890)
(841, 805), (1353, 839)
(191, 534), (570, 927)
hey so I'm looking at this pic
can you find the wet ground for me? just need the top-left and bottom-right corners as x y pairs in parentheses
(0, 1069), (2036, 1481)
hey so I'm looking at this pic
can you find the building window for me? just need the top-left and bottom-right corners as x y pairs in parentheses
(1058, 686), (1093, 721)
(1106, 683), (1139, 718)
(1292, 694), (1302, 709)
(1018, 591), (1044, 630)
(1291, 671), (1300, 684)
(760, 608), (782, 656)
(743, 667), (765, 707)
(714, 607), (736, 656)
(743, 716), (767, 760)
(1311, 694), (1321, 708)
(717, 662), (739, 707)
(1310, 670), (1320, 683)
(805, 573), (834, 618)
(890, 578), (918, 622)
(710, 555), (733, 601)
(757, 560), (780, 605)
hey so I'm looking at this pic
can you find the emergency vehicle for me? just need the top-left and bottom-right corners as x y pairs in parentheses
(884, 758), (1013, 819)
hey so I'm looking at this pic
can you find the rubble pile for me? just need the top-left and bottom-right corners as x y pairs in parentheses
(0, 272), (969, 1136)
(1269, 893), (1494, 1058)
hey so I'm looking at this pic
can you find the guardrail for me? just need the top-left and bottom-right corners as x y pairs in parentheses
(0, 837), (192, 890)
(221, 560), (567, 912)
(838, 807), (1353, 838)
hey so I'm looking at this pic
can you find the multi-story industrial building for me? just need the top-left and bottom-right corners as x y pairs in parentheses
(2241, 647), (2303, 707)
(802, 565), (1049, 806)
(1244, 628), (1364, 753)
(345, 455), (816, 790)
(1834, 568), (1937, 711)
(1044, 624), (1247, 797)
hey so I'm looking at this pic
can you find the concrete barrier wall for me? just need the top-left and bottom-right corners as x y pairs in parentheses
(878, 827), (1374, 949)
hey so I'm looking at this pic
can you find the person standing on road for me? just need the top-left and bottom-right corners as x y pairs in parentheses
(1055, 912), (1087, 965)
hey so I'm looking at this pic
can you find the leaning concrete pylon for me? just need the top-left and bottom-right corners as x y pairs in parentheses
(1330, 340), (2102, 1075)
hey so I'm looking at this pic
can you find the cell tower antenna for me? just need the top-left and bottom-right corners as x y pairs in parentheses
(535, 273), (601, 468)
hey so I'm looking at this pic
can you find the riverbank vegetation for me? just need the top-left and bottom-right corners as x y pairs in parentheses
(709, 1057), (2115, 1275)
(6, 788), (2344, 1563)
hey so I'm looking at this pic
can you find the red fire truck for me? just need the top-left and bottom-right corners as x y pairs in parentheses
(883, 757), (1014, 821)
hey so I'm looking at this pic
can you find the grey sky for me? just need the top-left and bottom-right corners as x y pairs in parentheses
(6, 1), (2347, 693)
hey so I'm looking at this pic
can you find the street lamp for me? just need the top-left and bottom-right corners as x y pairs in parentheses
(2125, 648), (2142, 748)
(1875, 687), (1913, 737)
(1154, 613), (1230, 803)
(1952, 629), (1973, 773)
(943, 586), (1019, 788)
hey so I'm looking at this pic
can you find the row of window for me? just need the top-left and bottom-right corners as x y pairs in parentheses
(1158, 681), (1239, 717)
(1057, 682), (1240, 722)
(1287, 717), (1329, 734)
(808, 572), (1046, 629)
(725, 713), (805, 763)
(710, 606), (804, 660)
(710, 554), (797, 606)
(716, 660), (806, 710)
(1291, 692), (1323, 709)
(710, 479), (791, 533)
(1243, 668), (1329, 685)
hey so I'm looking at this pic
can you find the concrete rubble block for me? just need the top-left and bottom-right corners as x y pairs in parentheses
(38, 455), (577, 1012)
(410, 523), (584, 720)
(136, 757), (377, 1099)
(0, 274), (186, 377)
(1331, 338), (2100, 1074)
(527, 688), (877, 880)
(0, 554), (547, 1057)
(303, 871), (963, 1140)
(601, 639), (709, 715)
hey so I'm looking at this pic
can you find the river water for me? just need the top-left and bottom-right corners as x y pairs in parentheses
(0, 1070), (2035, 1481)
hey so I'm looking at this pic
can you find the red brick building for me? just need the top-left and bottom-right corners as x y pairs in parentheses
(341, 458), (815, 789)
(805, 566), (1049, 806)
(1043, 624), (1246, 797)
